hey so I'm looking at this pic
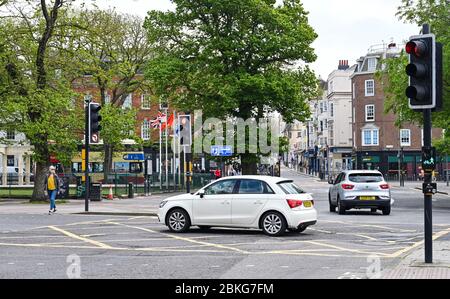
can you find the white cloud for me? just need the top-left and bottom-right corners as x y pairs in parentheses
(87, 0), (419, 78)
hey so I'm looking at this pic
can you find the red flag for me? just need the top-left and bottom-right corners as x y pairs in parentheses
(161, 113), (174, 131)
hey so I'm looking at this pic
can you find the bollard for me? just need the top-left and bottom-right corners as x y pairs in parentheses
(128, 182), (134, 198)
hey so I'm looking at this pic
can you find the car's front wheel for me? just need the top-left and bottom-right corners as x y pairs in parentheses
(261, 212), (287, 237)
(167, 209), (191, 233)
(382, 206), (391, 216)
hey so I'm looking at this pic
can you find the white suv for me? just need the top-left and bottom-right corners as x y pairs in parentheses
(328, 170), (392, 215)
(158, 176), (317, 236)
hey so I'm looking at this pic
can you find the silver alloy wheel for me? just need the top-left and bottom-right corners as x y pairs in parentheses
(169, 211), (186, 231)
(263, 214), (282, 235)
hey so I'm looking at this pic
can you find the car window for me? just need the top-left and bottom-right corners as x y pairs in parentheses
(349, 173), (383, 183)
(238, 180), (266, 194)
(204, 180), (237, 195)
(335, 173), (344, 184)
(277, 181), (305, 194)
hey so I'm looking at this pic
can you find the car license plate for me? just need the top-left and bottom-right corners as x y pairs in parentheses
(303, 201), (312, 208)
(360, 196), (376, 201)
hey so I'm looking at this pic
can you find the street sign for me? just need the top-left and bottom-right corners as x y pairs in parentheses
(422, 146), (436, 172)
(123, 153), (145, 161)
(211, 145), (233, 157)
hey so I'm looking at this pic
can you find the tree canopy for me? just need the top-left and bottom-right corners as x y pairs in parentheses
(144, 0), (319, 174)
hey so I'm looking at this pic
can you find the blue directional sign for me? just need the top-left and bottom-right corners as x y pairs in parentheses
(123, 153), (145, 161)
(211, 146), (233, 157)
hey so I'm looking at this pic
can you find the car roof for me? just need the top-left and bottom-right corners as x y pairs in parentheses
(217, 175), (288, 184)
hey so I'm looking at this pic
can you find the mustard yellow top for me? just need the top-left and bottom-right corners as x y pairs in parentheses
(48, 175), (56, 191)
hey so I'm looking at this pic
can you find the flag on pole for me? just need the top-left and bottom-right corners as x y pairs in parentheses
(161, 113), (174, 131)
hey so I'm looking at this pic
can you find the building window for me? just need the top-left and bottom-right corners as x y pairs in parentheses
(122, 93), (133, 109)
(297, 132), (301, 138)
(362, 129), (379, 146)
(141, 94), (151, 110)
(400, 129), (411, 146)
(141, 119), (151, 140)
(365, 80), (375, 96)
(365, 105), (375, 121)
(329, 81), (333, 93)
(330, 103), (334, 117)
(320, 121), (324, 132)
(352, 83), (356, 99)
(7, 155), (14, 167)
(368, 58), (377, 72)
(6, 130), (15, 140)
(319, 102), (324, 114)
(324, 102), (328, 112)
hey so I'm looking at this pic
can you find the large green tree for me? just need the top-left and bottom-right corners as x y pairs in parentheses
(0, 0), (83, 200)
(144, 0), (319, 174)
(378, 0), (449, 155)
(68, 9), (151, 181)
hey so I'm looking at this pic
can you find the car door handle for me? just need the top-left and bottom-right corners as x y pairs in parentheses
(254, 200), (263, 205)
(221, 200), (230, 205)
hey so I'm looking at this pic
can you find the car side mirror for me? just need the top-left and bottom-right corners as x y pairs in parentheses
(198, 190), (205, 198)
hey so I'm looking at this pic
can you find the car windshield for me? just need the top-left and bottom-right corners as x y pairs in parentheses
(277, 181), (305, 194)
(348, 173), (383, 183)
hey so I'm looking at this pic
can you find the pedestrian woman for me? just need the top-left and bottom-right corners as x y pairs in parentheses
(45, 166), (59, 215)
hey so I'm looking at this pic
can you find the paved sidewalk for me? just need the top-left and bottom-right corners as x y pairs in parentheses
(0, 194), (173, 215)
(390, 181), (450, 195)
(383, 239), (450, 279)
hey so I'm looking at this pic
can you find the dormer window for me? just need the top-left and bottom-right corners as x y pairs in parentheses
(368, 58), (377, 72)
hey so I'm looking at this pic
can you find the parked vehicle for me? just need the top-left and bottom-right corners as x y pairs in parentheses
(328, 170), (392, 215)
(158, 176), (317, 236)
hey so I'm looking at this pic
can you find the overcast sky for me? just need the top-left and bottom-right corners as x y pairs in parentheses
(89, 0), (420, 79)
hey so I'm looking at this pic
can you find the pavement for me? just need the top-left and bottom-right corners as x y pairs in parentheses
(0, 167), (449, 279)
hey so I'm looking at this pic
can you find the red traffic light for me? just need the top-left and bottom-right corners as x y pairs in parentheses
(405, 40), (427, 57)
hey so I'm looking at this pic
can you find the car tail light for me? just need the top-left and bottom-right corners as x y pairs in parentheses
(341, 184), (355, 190)
(380, 184), (390, 189)
(287, 199), (303, 209)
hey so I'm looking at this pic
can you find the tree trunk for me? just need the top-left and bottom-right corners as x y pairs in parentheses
(31, 161), (49, 202)
(241, 153), (258, 175)
(103, 143), (114, 183)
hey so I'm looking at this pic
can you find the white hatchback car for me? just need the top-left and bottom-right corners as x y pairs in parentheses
(158, 176), (317, 236)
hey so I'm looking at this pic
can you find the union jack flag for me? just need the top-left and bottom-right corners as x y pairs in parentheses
(150, 112), (167, 129)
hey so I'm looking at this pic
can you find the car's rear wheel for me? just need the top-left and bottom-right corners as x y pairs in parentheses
(261, 212), (287, 237)
(329, 193), (336, 213)
(337, 198), (346, 215)
(371, 208), (377, 213)
(167, 209), (191, 233)
(382, 206), (391, 216)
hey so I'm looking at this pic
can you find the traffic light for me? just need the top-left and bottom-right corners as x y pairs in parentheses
(89, 102), (102, 144)
(405, 34), (442, 110)
(178, 115), (192, 146)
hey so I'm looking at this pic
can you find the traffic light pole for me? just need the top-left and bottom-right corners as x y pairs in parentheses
(423, 108), (433, 264)
(422, 24), (433, 264)
(84, 100), (91, 212)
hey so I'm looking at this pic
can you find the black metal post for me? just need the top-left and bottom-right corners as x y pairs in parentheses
(84, 100), (91, 212)
(186, 153), (191, 194)
(422, 24), (433, 264)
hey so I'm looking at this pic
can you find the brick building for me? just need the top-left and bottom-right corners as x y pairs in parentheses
(351, 43), (443, 179)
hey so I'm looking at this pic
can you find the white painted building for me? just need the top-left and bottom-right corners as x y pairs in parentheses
(0, 130), (33, 186)
(327, 60), (356, 174)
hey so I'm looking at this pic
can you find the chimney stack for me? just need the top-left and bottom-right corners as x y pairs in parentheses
(338, 60), (349, 70)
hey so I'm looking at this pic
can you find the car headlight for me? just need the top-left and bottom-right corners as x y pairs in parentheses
(159, 201), (168, 208)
